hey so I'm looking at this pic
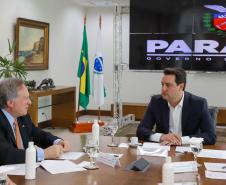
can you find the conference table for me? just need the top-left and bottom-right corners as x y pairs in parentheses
(10, 135), (226, 185)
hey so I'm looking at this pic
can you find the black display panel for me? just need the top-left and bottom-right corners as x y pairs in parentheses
(130, 0), (194, 34)
(129, 0), (226, 71)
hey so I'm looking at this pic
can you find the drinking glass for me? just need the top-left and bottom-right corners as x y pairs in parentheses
(107, 122), (118, 147)
(83, 139), (99, 170)
(190, 141), (203, 167)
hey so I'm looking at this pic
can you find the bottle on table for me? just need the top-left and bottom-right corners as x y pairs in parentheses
(162, 156), (174, 185)
(25, 141), (36, 180)
(92, 119), (100, 146)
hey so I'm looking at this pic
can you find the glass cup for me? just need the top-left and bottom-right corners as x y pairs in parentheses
(83, 139), (99, 170)
(130, 137), (138, 145)
(190, 141), (203, 167)
(107, 123), (118, 147)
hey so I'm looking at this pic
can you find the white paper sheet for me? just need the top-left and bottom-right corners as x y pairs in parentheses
(105, 153), (123, 159)
(40, 160), (86, 174)
(198, 149), (226, 159)
(76, 161), (90, 168)
(204, 162), (226, 172)
(1, 163), (40, 176)
(94, 152), (123, 159)
(59, 152), (85, 160)
(137, 146), (168, 157)
(172, 161), (198, 173)
(142, 142), (170, 151)
(205, 170), (226, 180)
(189, 137), (204, 144)
(118, 143), (129, 148)
(158, 183), (197, 185)
(176, 146), (191, 153)
(0, 166), (17, 174)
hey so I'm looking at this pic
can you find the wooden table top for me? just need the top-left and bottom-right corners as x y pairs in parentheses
(10, 136), (226, 185)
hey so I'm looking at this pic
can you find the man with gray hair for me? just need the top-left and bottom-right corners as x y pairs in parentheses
(0, 78), (71, 165)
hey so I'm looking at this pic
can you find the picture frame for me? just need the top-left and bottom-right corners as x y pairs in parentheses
(15, 18), (49, 70)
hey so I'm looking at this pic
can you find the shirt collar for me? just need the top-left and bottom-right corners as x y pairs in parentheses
(1, 109), (15, 127)
(168, 92), (184, 109)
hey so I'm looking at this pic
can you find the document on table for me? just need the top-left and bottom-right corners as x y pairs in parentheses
(204, 162), (226, 172)
(198, 149), (226, 159)
(142, 142), (170, 151)
(158, 182), (197, 185)
(0, 163), (40, 176)
(76, 161), (90, 168)
(204, 162), (226, 180)
(0, 165), (17, 174)
(40, 160), (86, 174)
(172, 161), (197, 173)
(118, 143), (129, 148)
(137, 146), (168, 157)
(59, 152), (85, 160)
(105, 153), (123, 159)
(205, 170), (226, 180)
(175, 146), (191, 153)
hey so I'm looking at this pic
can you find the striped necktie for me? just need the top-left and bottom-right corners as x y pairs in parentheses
(13, 120), (23, 149)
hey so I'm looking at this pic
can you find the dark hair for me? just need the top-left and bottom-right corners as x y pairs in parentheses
(0, 78), (24, 108)
(163, 67), (186, 90)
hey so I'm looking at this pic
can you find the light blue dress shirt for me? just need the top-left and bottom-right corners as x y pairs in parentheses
(1, 109), (61, 161)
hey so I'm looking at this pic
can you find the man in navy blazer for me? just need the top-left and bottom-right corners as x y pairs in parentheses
(0, 78), (71, 165)
(137, 67), (216, 145)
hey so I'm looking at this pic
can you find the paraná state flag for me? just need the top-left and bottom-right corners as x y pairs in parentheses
(93, 20), (106, 107)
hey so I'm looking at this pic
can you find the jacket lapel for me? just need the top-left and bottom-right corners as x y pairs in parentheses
(182, 92), (189, 134)
(0, 110), (17, 146)
(162, 100), (170, 133)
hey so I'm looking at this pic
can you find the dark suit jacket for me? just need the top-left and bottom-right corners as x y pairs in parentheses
(136, 92), (216, 145)
(0, 110), (60, 165)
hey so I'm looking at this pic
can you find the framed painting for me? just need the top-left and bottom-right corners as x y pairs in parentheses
(15, 18), (49, 70)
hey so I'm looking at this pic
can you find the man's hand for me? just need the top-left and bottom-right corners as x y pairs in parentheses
(58, 140), (71, 152)
(160, 133), (182, 146)
(44, 144), (63, 159)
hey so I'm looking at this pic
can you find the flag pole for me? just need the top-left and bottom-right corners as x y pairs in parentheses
(97, 15), (102, 122)
(76, 16), (87, 122)
(76, 79), (81, 122)
(98, 107), (101, 121)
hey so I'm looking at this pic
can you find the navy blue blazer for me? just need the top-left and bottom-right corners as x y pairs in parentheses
(136, 92), (216, 145)
(0, 110), (60, 165)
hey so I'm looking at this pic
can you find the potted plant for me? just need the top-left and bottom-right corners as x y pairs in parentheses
(0, 39), (27, 79)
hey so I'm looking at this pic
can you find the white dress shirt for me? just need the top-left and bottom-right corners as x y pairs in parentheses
(150, 93), (190, 144)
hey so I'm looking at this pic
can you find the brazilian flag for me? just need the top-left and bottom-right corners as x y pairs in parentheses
(77, 24), (90, 109)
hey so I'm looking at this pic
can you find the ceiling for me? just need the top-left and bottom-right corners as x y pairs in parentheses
(70, 0), (130, 7)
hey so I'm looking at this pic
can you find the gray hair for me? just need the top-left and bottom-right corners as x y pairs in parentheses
(0, 78), (24, 108)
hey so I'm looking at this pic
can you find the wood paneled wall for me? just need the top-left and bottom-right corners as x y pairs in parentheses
(79, 103), (226, 126)
(217, 109), (226, 126)
(120, 103), (226, 126)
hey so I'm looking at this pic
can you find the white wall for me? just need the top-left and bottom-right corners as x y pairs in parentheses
(0, 0), (85, 112)
(85, 7), (114, 110)
(1, 0), (226, 116)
